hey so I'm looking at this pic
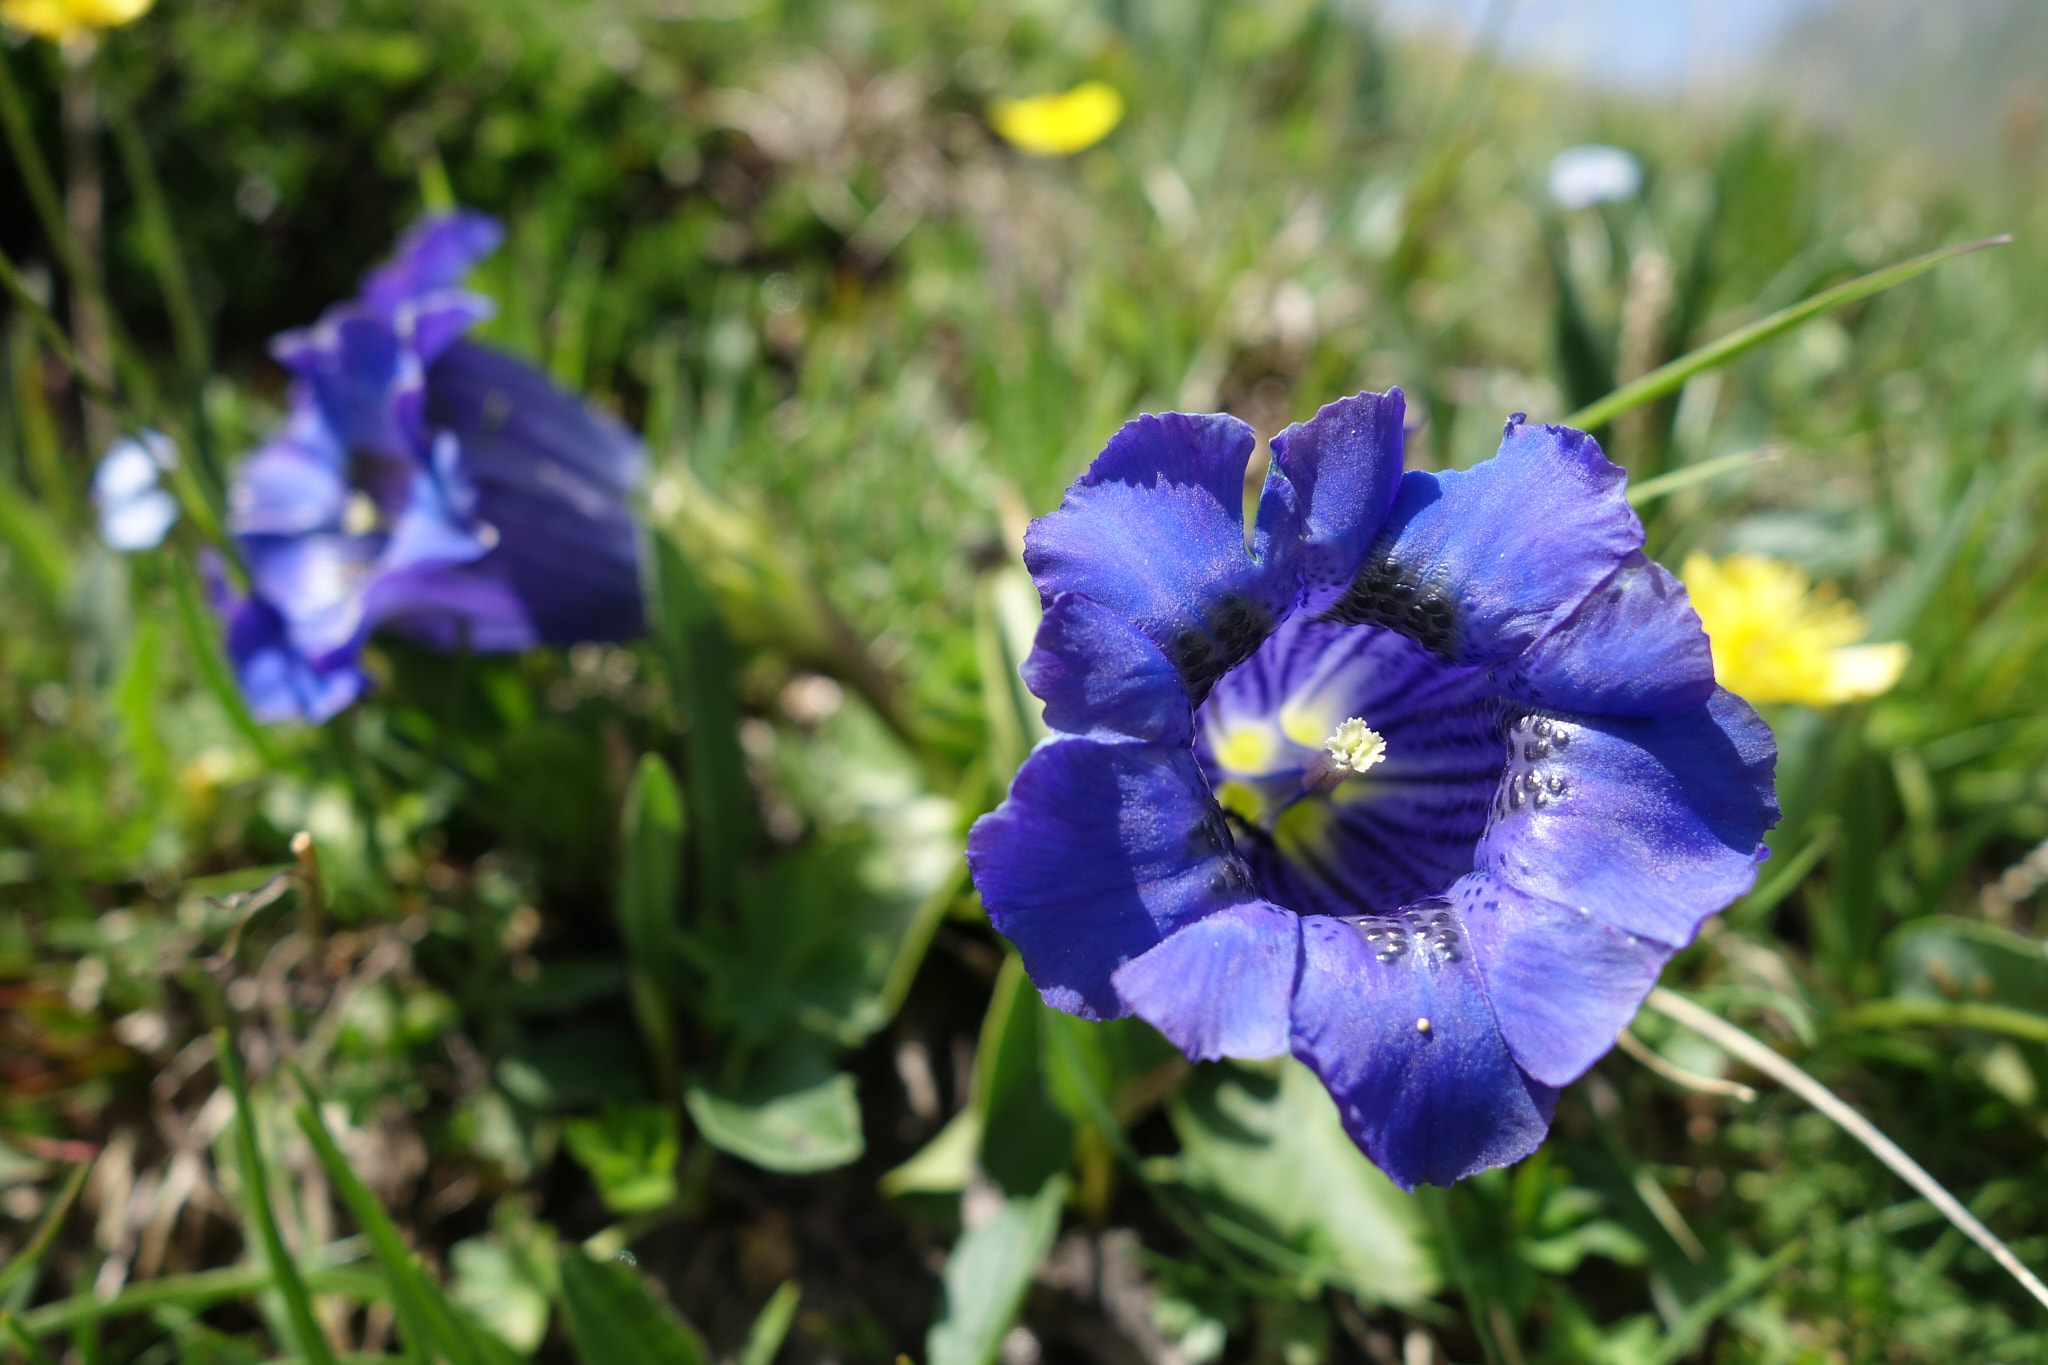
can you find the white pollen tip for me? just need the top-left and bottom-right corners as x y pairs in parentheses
(1416, 1016), (1431, 1033)
(1323, 717), (1388, 776)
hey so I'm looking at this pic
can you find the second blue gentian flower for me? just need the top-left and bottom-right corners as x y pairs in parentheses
(218, 211), (645, 722)
(967, 391), (1779, 1189)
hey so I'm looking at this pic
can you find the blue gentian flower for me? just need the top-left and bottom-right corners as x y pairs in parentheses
(967, 391), (1778, 1189)
(94, 429), (179, 551)
(217, 211), (645, 722)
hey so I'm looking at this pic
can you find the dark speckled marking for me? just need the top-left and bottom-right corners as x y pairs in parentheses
(1164, 593), (1274, 704)
(1188, 804), (1257, 895)
(1321, 551), (1460, 658)
(1345, 897), (1464, 965)
(1492, 711), (1573, 820)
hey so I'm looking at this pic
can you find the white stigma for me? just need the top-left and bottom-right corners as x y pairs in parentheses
(1302, 717), (1387, 793)
(342, 490), (381, 537)
(1324, 717), (1387, 776)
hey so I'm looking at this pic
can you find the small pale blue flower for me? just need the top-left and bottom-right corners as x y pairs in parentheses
(967, 392), (1779, 1189)
(1548, 144), (1642, 211)
(93, 429), (179, 551)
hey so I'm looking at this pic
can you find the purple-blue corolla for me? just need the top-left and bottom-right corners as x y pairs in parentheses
(967, 391), (1778, 1188)
(216, 211), (644, 722)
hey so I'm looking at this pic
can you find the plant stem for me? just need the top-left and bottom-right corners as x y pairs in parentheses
(1568, 235), (2011, 431)
(1646, 986), (2048, 1311)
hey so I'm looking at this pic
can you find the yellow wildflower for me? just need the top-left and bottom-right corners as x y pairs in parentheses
(988, 81), (1124, 157)
(1, 0), (152, 42)
(1680, 551), (1909, 706)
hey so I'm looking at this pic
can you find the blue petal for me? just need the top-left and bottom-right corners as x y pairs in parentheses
(424, 341), (646, 644)
(228, 397), (349, 537)
(1023, 411), (1299, 704)
(1324, 417), (1639, 669)
(1453, 872), (1666, 1087)
(400, 292), (497, 371)
(1290, 910), (1556, 1190)
(1111, 901), (1300, 1061)
(271, 312), (425, 462)
(216, 583), (365, 724)
(1500, 551), (1715, 717)
(380, 441), (494, 574)
(967, 737), (1258, 1020)
(359, 211), (505, 319)
(1478, 690), (1779, 948)
(364, 563), (541, 653)
(243, 532), (380, 662)
(1269, 389), (1406, 615)
(1024, 592), (1192, 744)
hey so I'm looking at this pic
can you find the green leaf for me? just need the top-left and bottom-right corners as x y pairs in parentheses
(974, 955), (1075, 1198)
(617, 754), (685, 1079)
(738, 1281), (801, 1365)
(556, 1251), (707, 1365)
(685, 1067), (863, 1175)
(562, 1106), (680, 1215)
(1566, 234), (2010, 431)
(974, 563), (1044, 784)
(496, 1024), (649, 1111)
(649, 534), (749, 919)
(448, 1238), (553, 1355)
(1889, 917), (2048, 1003)
(115, 616), (171, 796)
(735, 700), (960, 1045)
(1168, 1060), (1438, 1305)
(879, 1107), (983, 1198)
(926, 1178), (1068, 1365)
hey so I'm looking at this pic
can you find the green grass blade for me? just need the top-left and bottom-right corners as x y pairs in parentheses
(738, 1281), (800, 1365)
(0, 1160), (91, 1301)
(0, 1312), (60, 1365)
(617, 754), (685, 1086)
(0, 243), (115, 409)
(106, 100), (209, 382)
(172, 555), (284, 766)
(1567, 235), (2011, 431)
(1647, 989), (2048, 1312)
(1648, 1240), (1807, 1365)
(649, 535), (747, 920)
(288, 1081), (469, 1365)
(212, 1029), (340, 1365)
(17, 1263), (381, 1338)
(1624, 448), (1775, 507)
(0, 49), (85, 305)
(1834, 998), (2048, 1045)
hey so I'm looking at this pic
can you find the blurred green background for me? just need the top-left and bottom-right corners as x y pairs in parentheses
(3, 0), (2048, 1361)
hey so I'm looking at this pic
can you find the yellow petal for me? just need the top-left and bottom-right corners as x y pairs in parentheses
(2, 0), (152, 40)
(988, 81), (1124, 157)
(1680, 550), (1904, 707)
(1823, 642), (1910, 702)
